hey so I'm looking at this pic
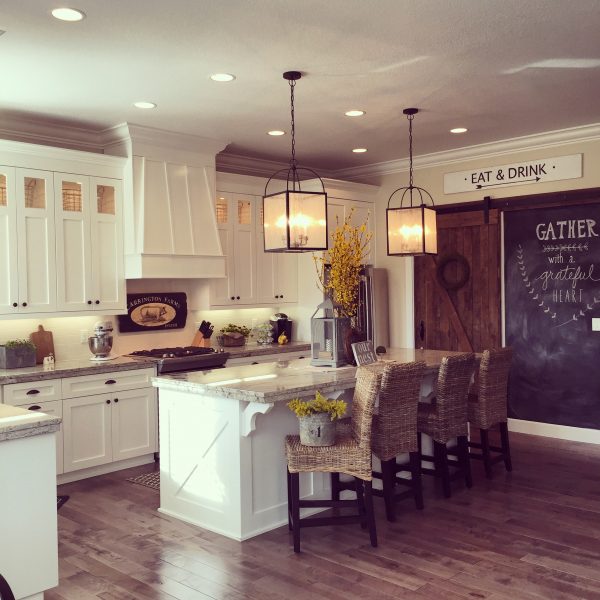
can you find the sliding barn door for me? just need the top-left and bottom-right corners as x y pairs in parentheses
(414, 209), (500, 352)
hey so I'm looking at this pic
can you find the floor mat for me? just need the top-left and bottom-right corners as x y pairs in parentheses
(126, 471), (160, 491)
(57, 495), (70, 510)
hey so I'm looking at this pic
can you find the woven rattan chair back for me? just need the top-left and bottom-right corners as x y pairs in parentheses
(473, 347), (512, 429)
(350, 366), (380, 449)
(373, 361), (426, 460)
(435, 353), (476, 440)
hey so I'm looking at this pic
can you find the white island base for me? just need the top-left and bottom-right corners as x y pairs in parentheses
(158, 388), (344, 541)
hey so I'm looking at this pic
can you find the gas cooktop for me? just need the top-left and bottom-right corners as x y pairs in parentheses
(127, 346), (229, 374)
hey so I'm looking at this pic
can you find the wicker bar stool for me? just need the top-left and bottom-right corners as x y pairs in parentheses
(370, 361), (426, 521)
(468, 348), (513, 478)
(417, 353), (475, 498)
(285, 366), (380, 553)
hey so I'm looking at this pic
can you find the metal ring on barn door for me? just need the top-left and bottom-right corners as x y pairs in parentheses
(436, 253), (471, 291)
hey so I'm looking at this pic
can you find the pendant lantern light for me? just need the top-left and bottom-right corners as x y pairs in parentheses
(263, 71), (328, 252)
(386, 108), (437, 256)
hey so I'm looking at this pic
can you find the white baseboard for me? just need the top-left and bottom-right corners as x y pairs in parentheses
(57, 454), (155, 485)
(508, 418), (600, 445)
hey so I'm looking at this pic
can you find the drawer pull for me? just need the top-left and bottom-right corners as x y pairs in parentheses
(28, 405), (42, 411)
(105, 379), (117, 385)
(26, 389), (40, 395)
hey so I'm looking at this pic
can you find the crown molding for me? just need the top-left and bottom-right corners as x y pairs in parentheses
(333, 122), (600, 181)
(0, 114), (105, 152)
(216, 152), (338, 179)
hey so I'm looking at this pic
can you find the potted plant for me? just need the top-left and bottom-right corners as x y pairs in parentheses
(313, 209), (372, 364)
(287, 391), (347, 446)
(0, 339), (37, 369)
(218, 323), (251, 347)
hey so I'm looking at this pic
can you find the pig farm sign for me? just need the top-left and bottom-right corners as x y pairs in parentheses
(444, 154), (582, 194)
(117, 293), (188, 332)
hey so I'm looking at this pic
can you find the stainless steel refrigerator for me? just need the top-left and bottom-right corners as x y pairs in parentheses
(324, 265), (390, 349)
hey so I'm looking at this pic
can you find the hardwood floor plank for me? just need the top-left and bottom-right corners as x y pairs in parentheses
(47, 433), (600, 600)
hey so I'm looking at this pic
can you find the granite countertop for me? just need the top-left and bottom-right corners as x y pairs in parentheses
(0, 356), (156, 385)
(0, 403), (61, 442)
(152, 348), (466, 404)
(223, 341), (310, 359)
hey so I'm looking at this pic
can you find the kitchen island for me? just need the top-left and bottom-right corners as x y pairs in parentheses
(152, 349), (460, 541)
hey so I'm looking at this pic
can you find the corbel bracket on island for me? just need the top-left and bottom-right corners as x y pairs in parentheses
(241, 402), (275, 436)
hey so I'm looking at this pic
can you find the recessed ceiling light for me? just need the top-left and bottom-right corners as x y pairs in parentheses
(210, 73), (236, 82)
(345, 110), (366, 117)
(51, 7), (85, 21)
(267, 130), (285, 136)
(133, 101), (157, 109)
(352, 148), (368, 153)
(450, 127), (468, 134)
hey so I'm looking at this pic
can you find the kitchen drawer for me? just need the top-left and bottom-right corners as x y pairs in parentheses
(226, 351), (308, 367)
(4, 379), (62, 406)
(62, 367), (155, 399)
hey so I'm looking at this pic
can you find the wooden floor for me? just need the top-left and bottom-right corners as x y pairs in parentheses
(48, 432), (600, 600)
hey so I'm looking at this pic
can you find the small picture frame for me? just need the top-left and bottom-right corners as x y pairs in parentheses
(351, 340), (378, 366)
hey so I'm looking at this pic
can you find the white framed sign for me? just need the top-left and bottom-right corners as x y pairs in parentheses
(444, 154), (582, 194)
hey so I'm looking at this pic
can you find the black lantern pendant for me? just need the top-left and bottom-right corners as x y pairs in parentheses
(386, 108), (438, 256)
(263, 71), (328, 252)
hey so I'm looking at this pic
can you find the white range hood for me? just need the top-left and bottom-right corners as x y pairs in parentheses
(103, 123), (228, 279)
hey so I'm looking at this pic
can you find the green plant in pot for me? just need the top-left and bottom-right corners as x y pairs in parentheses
(0, 339), (37, 369)
(218, 323), (251, 347)
(287, 391), (347, 446)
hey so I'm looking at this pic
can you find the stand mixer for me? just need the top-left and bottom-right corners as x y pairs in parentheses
(88, 321), (115, 361)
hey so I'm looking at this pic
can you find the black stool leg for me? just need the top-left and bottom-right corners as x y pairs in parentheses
(409, 451), (424, 509)
(290, 471), (301, 553)
(457, 435), (473, 488)
(480, 428), (493, 478)
(499, 422), (513, 471)
(364, 480), (378, 547)
(331, 472), (340, 501)
(355, 478), (367, 529)
(287, 467), (293, 530)
(381, 458), (397, 521)
(435, 441), (451, 498)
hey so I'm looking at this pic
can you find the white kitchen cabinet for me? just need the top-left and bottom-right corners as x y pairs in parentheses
(62, 386), (156, 472)
(255, 201), (298, 305)
(0, 139), (126, 319)
(327, 197), (374, 262)
(210, 193), (258, 306)
(3, 380), (64, 475)
(0, 166), (57, 315)
(55, 173), (124, 312)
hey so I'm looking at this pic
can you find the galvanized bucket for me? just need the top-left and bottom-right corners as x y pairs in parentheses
(299, 412), (336, 446)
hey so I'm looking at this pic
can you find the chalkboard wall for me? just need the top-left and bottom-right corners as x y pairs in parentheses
(504, 205), (600, 429)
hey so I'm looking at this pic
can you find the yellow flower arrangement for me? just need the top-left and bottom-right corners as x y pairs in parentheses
(313, 209), (372, 320)
(287, 391), (347, 421)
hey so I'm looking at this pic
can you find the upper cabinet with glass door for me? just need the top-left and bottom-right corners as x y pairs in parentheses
(55, 174), (124, 312)
(0, 138), (126, 319)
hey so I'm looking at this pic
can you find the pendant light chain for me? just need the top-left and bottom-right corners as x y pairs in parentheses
(289, 78), (297, 172)
(408, 112), (414, 189)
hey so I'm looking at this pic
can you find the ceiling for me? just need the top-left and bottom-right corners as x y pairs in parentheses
(2, 0), (600, 174)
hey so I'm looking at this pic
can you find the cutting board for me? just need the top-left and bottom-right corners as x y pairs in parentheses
(30, 325), (55, 364)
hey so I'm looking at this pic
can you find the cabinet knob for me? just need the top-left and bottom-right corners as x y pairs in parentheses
(87, 300), (92, 305)
(12, 302), (17, 307)
(22, 302), (27, 307)
(236, 296), (240, 300)
(274, 295), (279, 299)
(95, 300), (100, 305)
(280, 295), (284, 299)
(106, 399), (111, 404)
(230, 296), (235, 300)
(114, 398), (119, 403)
